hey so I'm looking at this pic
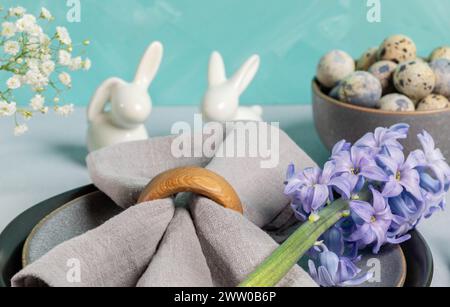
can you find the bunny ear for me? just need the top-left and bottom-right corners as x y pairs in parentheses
(87, 78), (123, 122)
(208, 51), (227, 87)
(134, 41), (164, 89)
(231, 55), (260, 95)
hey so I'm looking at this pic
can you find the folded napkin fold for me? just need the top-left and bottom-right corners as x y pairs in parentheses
(12, 123), (318, 287)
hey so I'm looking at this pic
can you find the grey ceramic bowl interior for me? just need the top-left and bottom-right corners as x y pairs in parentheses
(312, 80), (450, 159)
(23, 190), (406, 287)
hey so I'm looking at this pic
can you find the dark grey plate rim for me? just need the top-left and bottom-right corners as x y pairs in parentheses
(0, 185), (434, 287)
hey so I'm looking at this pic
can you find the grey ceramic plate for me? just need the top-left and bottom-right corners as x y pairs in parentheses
(22, 190), (406, 287)
(0, 185), (433, 287)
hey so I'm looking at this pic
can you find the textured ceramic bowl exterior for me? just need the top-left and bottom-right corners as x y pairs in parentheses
(312, 80), (450, 159)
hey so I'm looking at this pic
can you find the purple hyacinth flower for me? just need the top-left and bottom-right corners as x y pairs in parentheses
(422, 190), (446, 219)
(331, 140), (352, 159)
(376, 149), (423, 201)
(286, 163), (296, 182)
(285, 161), (336, 216)
(420, 173), (447, 218)
(414, 130), (450, 192)
(348, 187), (393, 254)
(420, 172), (442, 194)
(333, 146), (387, 182)
(308, 243), (373, 287)
(387, 192), (422, 242)
(330, 173), (365, 201)
(355, 123), (409, 155)
(321, 226), (360, 261)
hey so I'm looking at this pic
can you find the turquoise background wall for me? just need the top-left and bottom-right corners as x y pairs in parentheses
(3, 0), (450, 106)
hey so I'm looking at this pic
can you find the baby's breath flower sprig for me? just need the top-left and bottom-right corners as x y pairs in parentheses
(0, 6), (91, 136)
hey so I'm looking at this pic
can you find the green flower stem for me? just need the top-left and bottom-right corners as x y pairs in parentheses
(239, 198), (350, 287)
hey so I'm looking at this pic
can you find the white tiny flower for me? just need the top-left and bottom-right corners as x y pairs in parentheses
(83, 58), (92, 71)
(14, 124), (29, 136)
(9, 7), (26, 17)
(27, 23), (43, 37)
(40, 8), (52, 20)
(30, 94), (45, 110)
(16, 14), (37, 33)
(56, 26), (72, 45)
(41, 60), (55, 76)
(0, 101), (17, 117)
(59, 72), (72, 87)
(7, 75), (21, 89)
(21, 111), (32, 121)
(40, 106), (49, 114)
(4, 41), (20, 55)
(39, 33), (51, 45)
(27, 36), (40, 51)
(69, 56), (83, 71)
(24, 69), (49, 88)
(1, 22), (17, 38)
(55, 104), (74, 117)
(23, 71), (34, 85)
(40, 52), (52, 62)
(58, 50), (72, 66)
(26, 58), (40, 71)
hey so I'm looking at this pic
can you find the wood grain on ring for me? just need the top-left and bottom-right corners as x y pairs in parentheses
(137, 167), (243, 214)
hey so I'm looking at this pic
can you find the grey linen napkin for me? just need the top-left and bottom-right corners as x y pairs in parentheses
(12, 123), (318, 287)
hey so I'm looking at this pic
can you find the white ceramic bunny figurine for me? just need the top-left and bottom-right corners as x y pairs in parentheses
(86, 41), (164, 152)
(202, 51), (263, 123)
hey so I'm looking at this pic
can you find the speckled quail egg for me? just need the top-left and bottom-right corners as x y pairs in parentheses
(317, 50), (355, 88)
(356, 47), (379, 71)
(329, 84), (341, 99)
(393, 60), (435, 101)
(368, 61), (397, 94)
(378, 35), (417, 64)
(337, 71), (382, 108)
(415, 57), (429, 63)
(378, 94), (415, 112)
(429, 46), (450, 62)
(430, 59), (450, 99)
(417, 94), (449, 111)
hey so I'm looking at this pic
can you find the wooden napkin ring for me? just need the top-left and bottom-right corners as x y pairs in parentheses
(137, 167), (243, 214)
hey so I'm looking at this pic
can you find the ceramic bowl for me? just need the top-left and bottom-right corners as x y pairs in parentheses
(312, 80), (450, 159)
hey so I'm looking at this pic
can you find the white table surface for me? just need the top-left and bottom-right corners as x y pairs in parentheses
(0, 105), (449, 286)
